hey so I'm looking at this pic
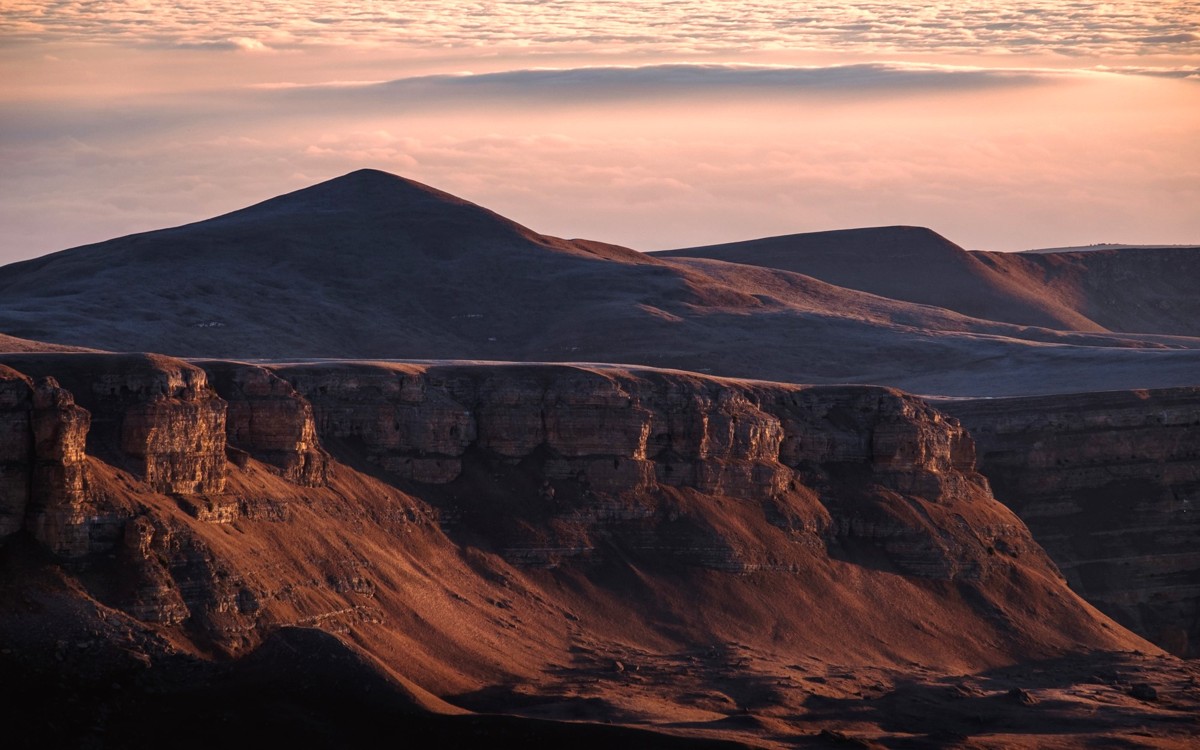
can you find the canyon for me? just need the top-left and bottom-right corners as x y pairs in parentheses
(1, 352), (1197, 747)
(2, 170), (1198, 747)
(943, 389), (1200, 659)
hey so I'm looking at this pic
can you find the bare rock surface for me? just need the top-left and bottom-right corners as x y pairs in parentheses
(277, 361), (1024, 581)
(200, 361), (328, 486)
(942, 388), (1200, 658)
(3, 353), (1193, 747)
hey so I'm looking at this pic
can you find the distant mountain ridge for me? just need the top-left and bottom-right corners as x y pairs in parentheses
(658, 227), (1200, 337)
(3, 169), (1200, 397)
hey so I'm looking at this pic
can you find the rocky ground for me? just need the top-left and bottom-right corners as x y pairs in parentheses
(1, 353), (1198, 747)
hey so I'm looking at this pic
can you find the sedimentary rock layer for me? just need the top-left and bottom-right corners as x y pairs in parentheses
(942, 388), (1200, 657)
(275, 361), (1030, 580)
(0, 353), (1141, 667)
(0, 354), (1186, 749)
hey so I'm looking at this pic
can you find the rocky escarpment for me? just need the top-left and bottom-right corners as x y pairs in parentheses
(0, 354), (395, 645)
(3, 355), (1046, 583)
(0, 354), (228, 557)
(942, 388), (1200, 657)
(0, 355), (1139, 660)
(200, 361), (328, 487)
(0, 353), (1166, 750)
(0, 354), (337, 558)
(276, 362), (1034, 581)
(1, 365), (93, 556)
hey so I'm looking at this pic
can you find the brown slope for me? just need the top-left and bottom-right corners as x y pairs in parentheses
(5, 353), (1194, 748)
(654, 226), (1104, 331)
(974, 246), (1200, 337)
(0, 332), (98, 353)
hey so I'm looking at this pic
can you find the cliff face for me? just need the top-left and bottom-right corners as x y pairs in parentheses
(1, 356), (1194, 750)
(27, 377), (92, 556)
(0, 355), (229, 557)
(0, 354), (1146, 676)
(942, 388), (1200, 657)
(275, 362), (1034, 581)
(0, 366), (33, 538)
(1, 367), (94, 556)
(200, 361), (328, 487)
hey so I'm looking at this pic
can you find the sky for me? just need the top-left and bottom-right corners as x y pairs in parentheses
(1, 1), (1198, 262)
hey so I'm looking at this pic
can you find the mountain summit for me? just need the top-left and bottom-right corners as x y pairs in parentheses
(199, 168), (538, 245)
(2, 170), (1200, 396)
(654, 226), (1102, 330)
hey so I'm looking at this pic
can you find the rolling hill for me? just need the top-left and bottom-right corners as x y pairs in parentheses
(3, 169), (1200, 397)
(659, 228), (1200, 337)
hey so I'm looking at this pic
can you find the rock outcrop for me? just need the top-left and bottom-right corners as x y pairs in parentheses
(201, 361), (328, 486)
(1, 355), (1046, 585)
(0, 354), (1164, 750)
(942, 388), (1200, 657)
(27, 376), (92, 556)
(0, 367), (95, 556)
(277, 363), (1033, 580)
(0, 355), (1140, 657)
(0, 366), (33, 538)
(0, 354), (229, 556)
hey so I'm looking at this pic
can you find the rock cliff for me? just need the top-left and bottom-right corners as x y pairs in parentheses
(0, 354), (228, 557)
(942, 388), (1200, 657)
(274, 362), (1032, 581)
(0, 353), (1147, 674)
(200, 361), (328, 487)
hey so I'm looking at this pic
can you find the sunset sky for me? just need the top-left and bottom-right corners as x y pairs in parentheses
(1, 1), (1198, 262)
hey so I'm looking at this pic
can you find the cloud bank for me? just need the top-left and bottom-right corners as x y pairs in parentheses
(3, 0), (1197, 59)
(1, 3), (1197, 264)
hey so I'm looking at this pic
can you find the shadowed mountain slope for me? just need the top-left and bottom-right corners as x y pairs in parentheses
(659, 228), (1200, 338)
(655, 226), (1103, 331)
(3, 170), (1200, 397)
(974, 247), (1200, 337)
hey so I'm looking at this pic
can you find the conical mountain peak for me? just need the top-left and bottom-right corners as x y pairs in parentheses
(202, 168), (518, 230)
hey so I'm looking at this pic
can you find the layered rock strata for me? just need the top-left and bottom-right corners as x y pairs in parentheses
(0, 355), (1035, 585)
(277, 363), (1031, 580)
(27, 376), (92, 556)
(942, 388), (1200, 657)
(1, 366), (95, 556)
(0, 354), (1150, 676)
(0, 354), (232, 556)
(200, 361), (328, 486)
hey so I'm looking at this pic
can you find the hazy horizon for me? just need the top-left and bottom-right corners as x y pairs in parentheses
(2, 1), (1198, 263)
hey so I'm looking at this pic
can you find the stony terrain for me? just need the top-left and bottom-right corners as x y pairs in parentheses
(3, 352), (1196, 747)
(2, 171), (1199, 747)
(942, 389), (1200, 659)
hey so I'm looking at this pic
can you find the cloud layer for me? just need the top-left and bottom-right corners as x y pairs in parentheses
(1, 60), (1196, 262)
(3, 0), (1198, 58)
(1, 4), (1197, 264)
